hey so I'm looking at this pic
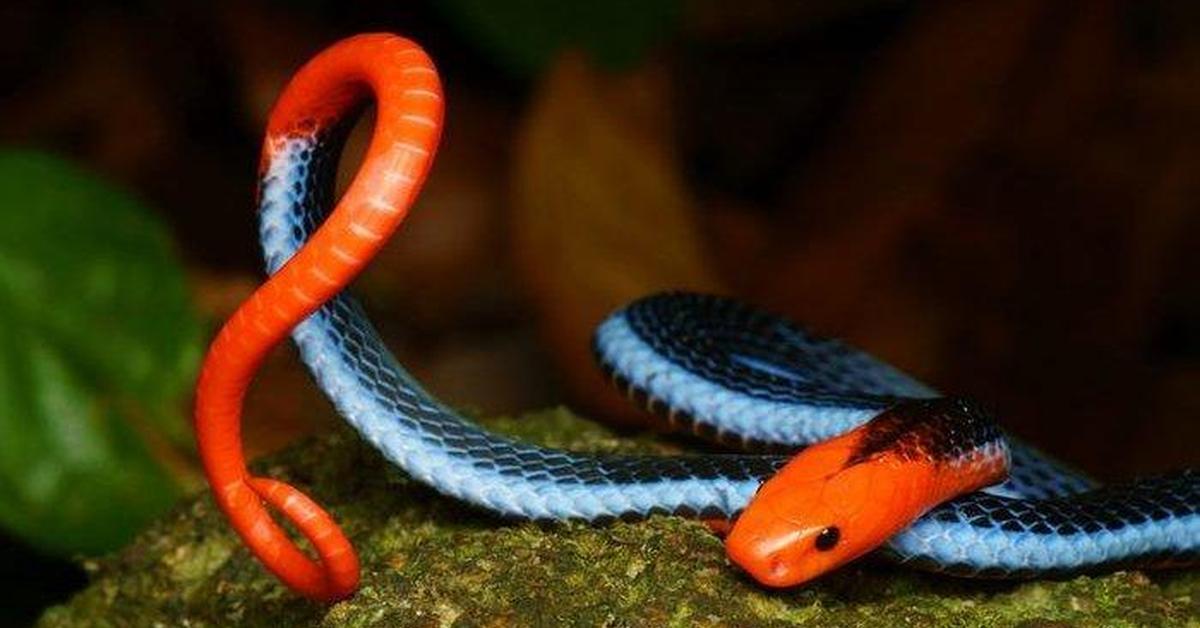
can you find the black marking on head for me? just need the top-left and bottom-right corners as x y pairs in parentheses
(846, 398), (1001, 467)
(815, 526), (840, 551)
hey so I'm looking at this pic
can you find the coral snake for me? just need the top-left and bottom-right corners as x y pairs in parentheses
(194, 34), (1199, 601)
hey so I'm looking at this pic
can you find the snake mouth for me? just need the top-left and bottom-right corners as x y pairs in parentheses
(726, 542), (805, 588)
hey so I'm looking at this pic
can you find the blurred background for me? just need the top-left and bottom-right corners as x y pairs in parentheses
(2, 0), (1199, 623)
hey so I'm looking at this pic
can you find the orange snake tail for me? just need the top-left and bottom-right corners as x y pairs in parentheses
(193, 34), (443, 601)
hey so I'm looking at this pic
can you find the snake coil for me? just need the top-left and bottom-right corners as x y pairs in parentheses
(195, 34), (1198, 602)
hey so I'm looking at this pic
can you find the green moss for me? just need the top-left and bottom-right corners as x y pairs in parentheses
(38, 408), (1200, 627)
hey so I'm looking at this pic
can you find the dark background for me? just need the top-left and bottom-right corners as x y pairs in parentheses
(3, 1), (1198, 624)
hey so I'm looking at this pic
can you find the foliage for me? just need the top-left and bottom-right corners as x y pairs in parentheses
(0, 150), (200, 556)
(437, 0), (681, 76)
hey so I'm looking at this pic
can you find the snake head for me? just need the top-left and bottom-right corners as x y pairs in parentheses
(725, 436), (912, 587)
(726, 398), (1008, 588)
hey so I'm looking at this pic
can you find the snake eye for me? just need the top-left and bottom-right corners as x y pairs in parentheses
(815, 526), (840, 551)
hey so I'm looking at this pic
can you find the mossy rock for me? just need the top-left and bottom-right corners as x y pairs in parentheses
(39, 408), (1200, 627)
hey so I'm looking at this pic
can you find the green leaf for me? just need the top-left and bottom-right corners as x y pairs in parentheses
(437, 0), (682, 76)
(0, 150), (201, 556)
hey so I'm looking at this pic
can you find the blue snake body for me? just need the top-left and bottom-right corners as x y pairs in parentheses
(259, 131), (1199, 577)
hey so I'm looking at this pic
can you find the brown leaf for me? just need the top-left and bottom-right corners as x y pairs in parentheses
(753, 0), (1053, 378)
(511, 53), (723, 424)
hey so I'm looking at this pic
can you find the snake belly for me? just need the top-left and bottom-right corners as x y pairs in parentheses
(261, 125), (1198, 576)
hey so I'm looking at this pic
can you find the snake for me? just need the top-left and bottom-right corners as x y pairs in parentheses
(194, 34), (1200, 602)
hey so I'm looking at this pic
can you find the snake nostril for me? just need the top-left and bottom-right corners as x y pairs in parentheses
(769, 556), (790, 581)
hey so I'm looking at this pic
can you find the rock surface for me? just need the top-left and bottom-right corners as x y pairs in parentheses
(39, 408), (1200, 627)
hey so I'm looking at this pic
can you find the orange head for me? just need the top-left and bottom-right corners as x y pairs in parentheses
(725, 434), (925, 586)
(725, 399), (1008, 587)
